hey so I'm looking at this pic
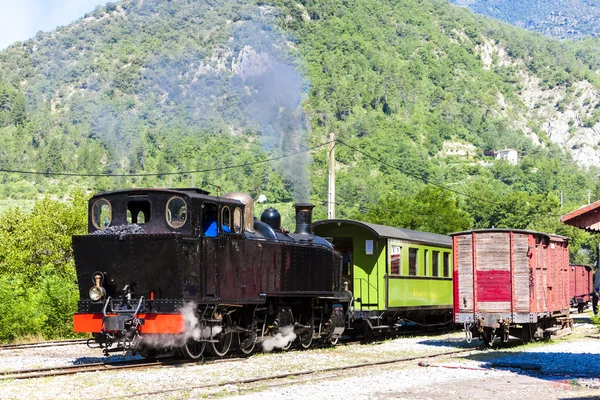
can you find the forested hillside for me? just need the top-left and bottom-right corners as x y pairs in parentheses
(450, 0), (600, 39)
(1, 0), (600, 253)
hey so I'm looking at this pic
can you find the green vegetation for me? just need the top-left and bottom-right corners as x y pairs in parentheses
(2, 0), (600, 342)
(449, 0), (600, 40)
(0, 196), (87, 342)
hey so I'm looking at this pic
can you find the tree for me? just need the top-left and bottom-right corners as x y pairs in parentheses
(10, 90), (26, 127)
(359, 185), (473, 235)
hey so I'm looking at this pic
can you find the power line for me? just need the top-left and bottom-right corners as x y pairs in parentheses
(334, 139), (499, 206)
(0, 141), (333, 178)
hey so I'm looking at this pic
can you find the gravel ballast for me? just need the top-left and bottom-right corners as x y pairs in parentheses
(1, 316), (599, 400)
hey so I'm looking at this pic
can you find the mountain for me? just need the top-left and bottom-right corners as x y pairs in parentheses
(449, 0), (600, 39)
(1, 0), (600, 227)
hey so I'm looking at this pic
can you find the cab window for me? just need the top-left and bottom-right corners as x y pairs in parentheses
(166, 196), (187, 228)
(233, 207), (242, 233)
(127, 200), (151, 224)
(222, 206), (231, 233)
(92, 199), (111, 229)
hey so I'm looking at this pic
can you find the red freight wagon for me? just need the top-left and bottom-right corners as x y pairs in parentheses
(569, 264), (593, 312)
(452, 229), (572, 346)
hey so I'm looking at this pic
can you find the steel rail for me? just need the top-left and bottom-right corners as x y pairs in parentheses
(0, 339), (89, 351)
(95, 348), (481, 399)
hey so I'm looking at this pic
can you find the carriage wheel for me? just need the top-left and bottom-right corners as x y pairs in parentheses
(182, 338), (206, 360)
(209, 315), (233, 357)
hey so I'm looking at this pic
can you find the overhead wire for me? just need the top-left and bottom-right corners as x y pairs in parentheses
(0, 136), (577, 217)
(0, 141), (333, 177)
(333, 138), (499, 206)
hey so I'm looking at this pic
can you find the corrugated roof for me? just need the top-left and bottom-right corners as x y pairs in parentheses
(312, 219), (452, 247)
(560, 200), (600, 232)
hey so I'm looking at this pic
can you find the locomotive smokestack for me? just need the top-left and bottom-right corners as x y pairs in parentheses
(293, 203), (314, 235)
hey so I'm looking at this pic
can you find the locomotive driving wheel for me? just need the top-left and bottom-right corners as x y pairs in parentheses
(182, 338), (206, 360)
(237, 323), (256, 355)
(209, 314), (233, 357)
(281, 331), (293, 351)
(296, 315), (314, 349)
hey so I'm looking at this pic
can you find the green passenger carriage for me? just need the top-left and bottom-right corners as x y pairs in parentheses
(313, 220), (453, 335)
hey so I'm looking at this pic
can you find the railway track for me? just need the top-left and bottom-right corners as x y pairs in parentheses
(95, 347), (481, 399)
(0, 351), (249, 381)
(0, 339), (89, 351)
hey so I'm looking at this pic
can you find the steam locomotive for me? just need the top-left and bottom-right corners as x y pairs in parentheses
(73, 188), (348, 358)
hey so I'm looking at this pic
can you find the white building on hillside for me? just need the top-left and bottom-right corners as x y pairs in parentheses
(495, 149), (518, 165)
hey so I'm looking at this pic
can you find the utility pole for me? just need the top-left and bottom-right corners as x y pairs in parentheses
(560, 190), (563, 209)
(328, 131), (336, 219)
(589, 190), (592, 205)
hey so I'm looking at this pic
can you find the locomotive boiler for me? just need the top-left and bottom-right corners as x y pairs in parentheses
(73, 188), (348, 358)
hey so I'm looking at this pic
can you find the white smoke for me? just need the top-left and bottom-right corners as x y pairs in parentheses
(136, 302), (221, 351)
(261, 326), (297, 352)
(179, 302), (222, 341)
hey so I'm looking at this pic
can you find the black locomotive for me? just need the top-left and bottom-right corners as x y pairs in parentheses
(73, 188), (348, 358)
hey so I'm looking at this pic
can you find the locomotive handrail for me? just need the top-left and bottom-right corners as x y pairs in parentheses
(356, 277), (379, 310)
(102, 296), (145, 317)
(102, 297), (112, 316)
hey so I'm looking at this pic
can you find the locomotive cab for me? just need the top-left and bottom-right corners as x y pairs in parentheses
(87, 188), (246, 237)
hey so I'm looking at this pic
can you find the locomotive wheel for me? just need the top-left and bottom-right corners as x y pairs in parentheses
(297, 328), (313, 349)
(182, 338), (206, 360)
(237, 326), (256, 355)
(281, 334), (293, 351)
(209, 315), (233, 357)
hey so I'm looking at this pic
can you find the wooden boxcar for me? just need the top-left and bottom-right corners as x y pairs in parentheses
(569, 264), (593, 312)
(313, 219), (453, 337)
(452, 229), (571, 345)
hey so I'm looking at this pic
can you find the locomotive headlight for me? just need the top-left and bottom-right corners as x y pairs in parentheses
(89, 272), (106, 301)
(89, 285), (106, 301)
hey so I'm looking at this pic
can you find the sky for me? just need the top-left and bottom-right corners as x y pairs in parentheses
(0, 0), (107, 51)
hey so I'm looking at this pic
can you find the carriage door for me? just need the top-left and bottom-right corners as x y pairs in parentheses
(333, 238), (354, 291)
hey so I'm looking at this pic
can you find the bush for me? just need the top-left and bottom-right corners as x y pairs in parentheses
(0, 275), (46, 342)
(34, 266), (80, 339)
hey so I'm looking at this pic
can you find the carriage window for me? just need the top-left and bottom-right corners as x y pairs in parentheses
(409, 248), (418, 276)
(390, 245), (401, 275)
(432, 251), (439, 277)
(424, 249), (429, 276)
(92, 199), (111, 229)
(127, 200), (150, 224)
(233, 207), (242, 233)
(443, 252), (450, 277)
(166, 196), (187, 228)
(222, 206), (231, 233)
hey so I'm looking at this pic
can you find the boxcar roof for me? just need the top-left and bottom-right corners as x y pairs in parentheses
(312, 219), (451, 247)
(450, 228), (569, 241)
